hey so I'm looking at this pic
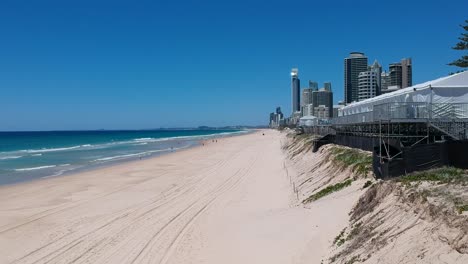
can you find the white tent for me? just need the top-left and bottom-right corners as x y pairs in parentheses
(339, 71), (468, 119)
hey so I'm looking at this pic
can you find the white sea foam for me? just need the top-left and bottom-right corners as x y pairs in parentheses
(42, 165), (77, 179)
(31, 154), (42, 157)
(93, 147), (186, 162)
(94, 153), (144, 162)
(15, 165), (56, 171)
(0, 155), (23, 160)
(133, 138), (153, 141)
(23, 145), (83, 153)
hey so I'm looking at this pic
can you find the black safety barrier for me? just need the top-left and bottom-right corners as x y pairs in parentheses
(311, 134), (468, 179)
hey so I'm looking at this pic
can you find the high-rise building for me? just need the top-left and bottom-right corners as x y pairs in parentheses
(324, 82), (332, 91)
(269, 112), (276, 125)
(303, 104), (314, 116)
(358, 72), (378, 100)
(269, 107), (284, 127)
(312, 86), (333, 118)
(358, 60), (382, 101)
(301, 88), (313, 117)
(389, 58), (412, 89)
(344, 52), (368, 104)
(309, 80), (318, 91)
(276, 107), (282, 115)
(389, 63), (402, 88)
(291, 68), (300, 114)
(381, 71), (390, 91)
(401, 58), (412, 88)
(301, 88), (313, 106)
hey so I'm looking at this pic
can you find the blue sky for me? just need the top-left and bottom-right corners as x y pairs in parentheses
(1, 0), (467, 130)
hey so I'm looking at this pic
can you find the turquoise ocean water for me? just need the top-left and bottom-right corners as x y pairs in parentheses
(0, 129), (246, 185)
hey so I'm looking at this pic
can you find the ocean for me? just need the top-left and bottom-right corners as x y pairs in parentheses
(0, 129), (247, 185)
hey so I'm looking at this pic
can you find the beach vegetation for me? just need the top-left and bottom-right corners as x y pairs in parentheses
(333, 228), (346, 247)
(303, 179), (353, 203)
(347, 222), (362, 241)
(330, 146), (372, 176)
(456, 204), (468, 214)
(398, 167), (466, 185)
(362, 180), (373, 189)
(345, 255), (361, 264)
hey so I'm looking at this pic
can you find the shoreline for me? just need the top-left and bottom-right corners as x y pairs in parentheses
(0, 129), (323, 264)
(0, 130), (252, 189)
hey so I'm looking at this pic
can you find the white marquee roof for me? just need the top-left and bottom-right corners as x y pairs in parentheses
(340, 71), (468, 116)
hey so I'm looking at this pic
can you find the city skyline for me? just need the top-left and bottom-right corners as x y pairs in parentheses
(1, 0), (467, 130)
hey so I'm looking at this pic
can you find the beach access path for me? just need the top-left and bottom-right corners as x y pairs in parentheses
(0, 130), (355, 264)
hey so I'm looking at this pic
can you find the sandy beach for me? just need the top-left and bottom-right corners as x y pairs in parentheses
(0, 130), (357, 264)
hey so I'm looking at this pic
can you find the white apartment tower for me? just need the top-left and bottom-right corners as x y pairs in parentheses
(358, 60), (382, 101)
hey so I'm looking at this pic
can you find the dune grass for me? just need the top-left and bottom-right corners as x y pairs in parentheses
(330, 147), (372, 176)
(303, 179), (353, 203)
(398, 167), (466, 185)
(457, 204), (468, 214)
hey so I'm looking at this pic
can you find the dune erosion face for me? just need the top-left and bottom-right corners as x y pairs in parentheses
(330, 180), (468, 264)
(282, 133), (368, 205)
(283, 132), (468, 264)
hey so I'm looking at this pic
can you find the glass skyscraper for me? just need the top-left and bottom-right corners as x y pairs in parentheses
(344, 52), (368, 104)
(291, 68), (300, 114)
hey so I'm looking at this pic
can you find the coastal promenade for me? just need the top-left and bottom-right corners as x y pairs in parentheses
(0, 131), (353, 264)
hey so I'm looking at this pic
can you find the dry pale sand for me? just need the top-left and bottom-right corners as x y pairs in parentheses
(0, 130), (353, 264)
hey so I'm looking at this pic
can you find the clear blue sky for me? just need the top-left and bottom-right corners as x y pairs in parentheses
(1, 0), (467, 131)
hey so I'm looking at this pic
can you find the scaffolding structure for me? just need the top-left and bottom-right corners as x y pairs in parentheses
(331, 101), (468, 164)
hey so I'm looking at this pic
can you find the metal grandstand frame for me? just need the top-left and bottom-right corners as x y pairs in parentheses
(331, 102), (468, 163)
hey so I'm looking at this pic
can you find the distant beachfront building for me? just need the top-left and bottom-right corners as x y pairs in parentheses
(269, 107), (284, 127)
(276, 107), (283, 116)
(309, 80), (318, 91)
(312, 87), (333, 119)
(269, 113), (275, 125)
(301, 88), (313, 116)
(303, 104), (314, 116)
(344, 52), (368, 104)
(291, 68), (300, 114)
(291, 111), (302, 124)
(381, 71), (390, 91)
(298, 82), (334, 119)
(358, 72), (378, 100)
(314, 105), (330, 119)
(358, 60), (382, 101)
(333, 104), (344, 118)
(302, 88), (313, 106)
(389, 58), (412, 89)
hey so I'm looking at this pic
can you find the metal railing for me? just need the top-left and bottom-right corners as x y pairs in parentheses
(332, 102), (468, 125)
